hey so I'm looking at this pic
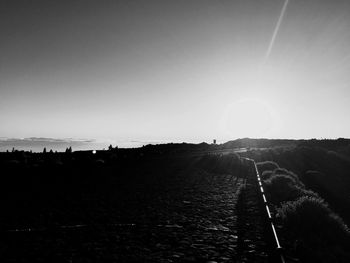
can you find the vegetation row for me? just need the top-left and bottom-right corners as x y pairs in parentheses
(257, 161), (350, 262)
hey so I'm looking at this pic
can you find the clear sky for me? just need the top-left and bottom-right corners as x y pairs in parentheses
(1, 0), (350, 146)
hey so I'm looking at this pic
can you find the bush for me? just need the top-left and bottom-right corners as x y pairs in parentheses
(264, 174), (304, 203)
(278, 196), (349, 243)
(303, 170), (327, 189)
(257, 159), (350, 261)
(256, 161), (279, 175)
(298, 188), (319, 199)
(261, 170), (273, 180)
(278, 196), (350, 262)
(273, 168), (300, 182)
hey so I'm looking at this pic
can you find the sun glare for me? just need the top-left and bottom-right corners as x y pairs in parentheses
(220, 98), (278, 139)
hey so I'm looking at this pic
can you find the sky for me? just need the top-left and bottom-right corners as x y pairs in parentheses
(1, 0), (350, 149)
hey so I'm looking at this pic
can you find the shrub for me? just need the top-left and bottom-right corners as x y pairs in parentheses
(303, 170), (326, 187)
(278, 196), (349, 243)
(259, 160), (350, 261)
(256, 161), (279, 175)
(273, 167), (290, 175)
(273, 168), (300, 181)
(261, 170), (273, 180)
(264, 174), (304, 203)
(298, 188), (319, 199)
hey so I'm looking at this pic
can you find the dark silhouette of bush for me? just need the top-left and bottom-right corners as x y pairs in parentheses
(278, 196), (350, 262)
(246, 144), (350, 226)
(65, 147), (72, 153)
(261, 170), (273, 180)
(256, 161), (279, 175)
(264, 174), (305, 203)
(273, 168), (300, 181)
(262, 166), (311, 204)
(303, 170), (329, 196)
(241, 140), (350, 260)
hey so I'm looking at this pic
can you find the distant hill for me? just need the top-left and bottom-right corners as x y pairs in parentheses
(220, 138), (350, 150)
(220, 138), (298, 149)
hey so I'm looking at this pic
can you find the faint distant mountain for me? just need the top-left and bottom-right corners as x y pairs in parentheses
(0, 137), (100, 152)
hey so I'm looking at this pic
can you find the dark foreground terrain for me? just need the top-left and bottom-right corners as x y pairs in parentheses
(1, 138), (350, 262)
(0, 150), (271, 262)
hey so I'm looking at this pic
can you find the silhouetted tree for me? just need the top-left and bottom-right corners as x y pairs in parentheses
(43, 147), (47, 154)
(65, 147), (72, 154)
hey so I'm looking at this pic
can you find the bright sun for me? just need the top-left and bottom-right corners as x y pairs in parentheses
(220, 98), (278, 139)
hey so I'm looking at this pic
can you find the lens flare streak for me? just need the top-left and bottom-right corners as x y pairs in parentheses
(265, 0), (289, 61)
